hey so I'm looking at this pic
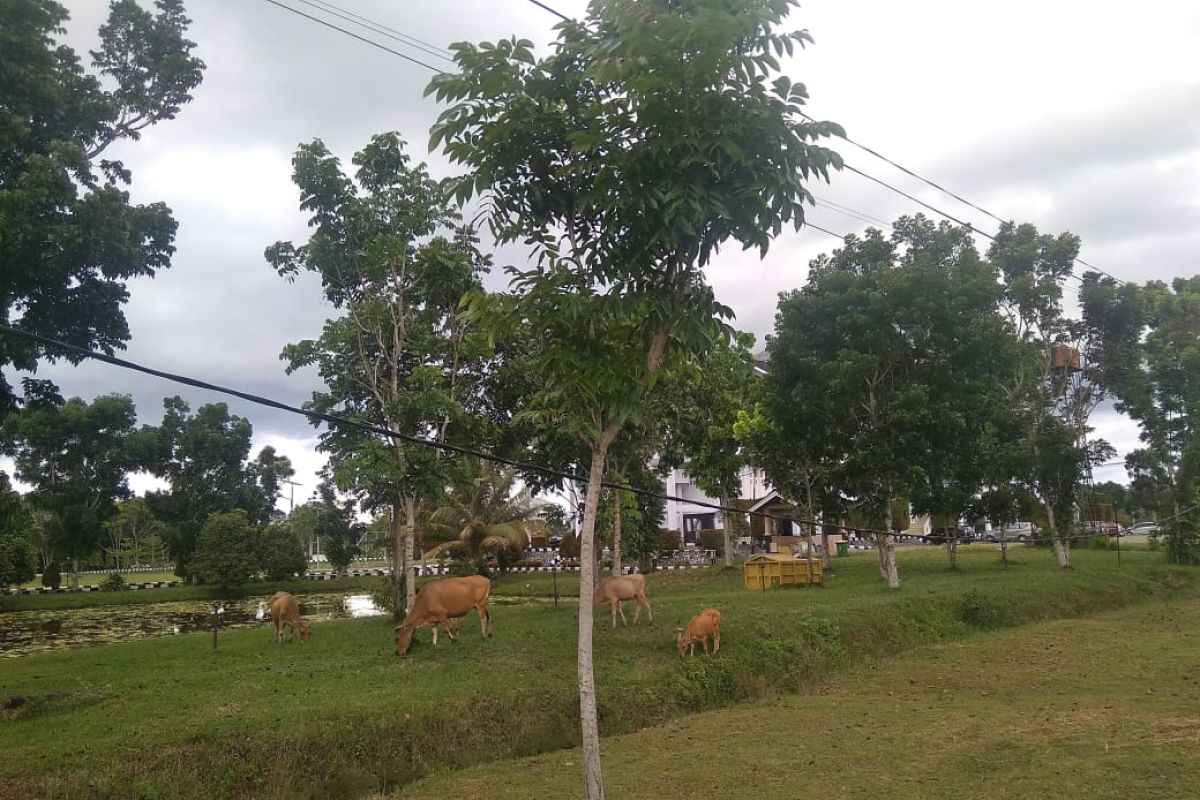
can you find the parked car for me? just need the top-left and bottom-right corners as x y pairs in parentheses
(926, 527), (975, 545)
(1128, 521), (1160, 535)
(982, 523), (1037, 543)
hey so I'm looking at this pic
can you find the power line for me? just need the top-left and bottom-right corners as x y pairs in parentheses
(806, 221), (846, 240)
(814, 195), (891, 227)
(259, 0), (446, 73)
(288, 0), (456, 62)
(524, 0), (571, 21)
(0, 324), (893, 539)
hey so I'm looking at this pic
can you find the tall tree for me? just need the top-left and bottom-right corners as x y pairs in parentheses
(266, 133), (491, 615)
(0, 0), (204, 412)
(1082, 274), (1200, 563)
(670, 332), (758, 567)
(429, 1), (841, 795)
(990, 222), (1096, 568)
(104, 497), (165, 571)
(144, 397), (289, 578)
(0, 394), (144, 587)
(0, 474), (38, 589)
(426, 459), (545, 566)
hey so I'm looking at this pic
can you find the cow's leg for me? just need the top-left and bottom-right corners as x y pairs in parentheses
(642, 593), (652, 623)
(713, 628), (721, 654)
(477, 603), (491, 638)
(702, 636), (710, 656)
(632, 601), (641, 625)
(617, 601), (629, 627)
(431, 622), (439, 646)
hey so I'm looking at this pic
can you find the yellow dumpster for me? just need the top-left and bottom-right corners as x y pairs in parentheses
(743, 553), (823, 590)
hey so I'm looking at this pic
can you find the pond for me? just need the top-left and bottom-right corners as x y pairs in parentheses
(0, 592), (387, 659)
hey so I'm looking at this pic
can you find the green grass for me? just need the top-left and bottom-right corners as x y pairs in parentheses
(401, 596), (1200, 799)
(0, 548), (1195, 799)
(15, 569), (180, 589)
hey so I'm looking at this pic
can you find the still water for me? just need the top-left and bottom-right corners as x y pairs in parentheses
(0, 592), (386, 658)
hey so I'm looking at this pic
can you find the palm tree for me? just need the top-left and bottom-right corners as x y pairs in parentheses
(425, 460), (548, 560)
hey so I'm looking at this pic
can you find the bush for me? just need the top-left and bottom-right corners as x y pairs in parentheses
(529, 535), (548, 549)
(258, 521), (308, 581)
(99, 572), (126, 592)
(697, 529), (725, 553)
(0, 532), (36, 589)
(655, 529), (681, 552)
(513, 559), (545, 569)
(41, 560), (61, 590)
(558, 531), (579, 559)
(192, 510), (259, 588)
(957, 588), (1012, 630)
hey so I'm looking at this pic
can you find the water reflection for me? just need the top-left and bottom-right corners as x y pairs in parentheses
(0, 593), (385, 658)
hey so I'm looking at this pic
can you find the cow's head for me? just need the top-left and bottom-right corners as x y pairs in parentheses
(394, 623), (415, 655)
(298, 618), (311, 643)
(675, 627), (690, 657)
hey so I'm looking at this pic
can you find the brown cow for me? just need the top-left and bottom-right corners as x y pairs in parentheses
(676, 608), (720, 656)
(268, 591), (310, 644)
(394, 575), (491, 655)
(592, 574), (652, 628)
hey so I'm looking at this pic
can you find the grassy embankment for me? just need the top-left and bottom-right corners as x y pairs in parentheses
(403, 595), (1200, 799)
(0, 547), (1195, 799)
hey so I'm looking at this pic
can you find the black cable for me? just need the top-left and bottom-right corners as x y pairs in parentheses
(0, 324), (895, 539)
(259, 0), (445, 73)
(806, 222), (846, 240)
(524, 0), (571, 21)
(289, 0), (456, 62)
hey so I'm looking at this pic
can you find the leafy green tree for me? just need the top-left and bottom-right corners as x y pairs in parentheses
(667, 332), (758, 567)
(429, 0), (841, 793)
(144, 397), (291, 579)
(192, 509), (258, 588)
(0, 0), (203, 412)
(990, 222), (1096, 568)
(312, 481), (361, 576)
(257, 519), (308, 581)
(0, 474), (37, 588)
(266, 133), (491, 615)
(0, 394), (144, 587)
(103, 498), (164, 571)
(1082, 274), (1200, 562)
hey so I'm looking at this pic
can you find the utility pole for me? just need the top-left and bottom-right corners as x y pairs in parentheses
(283, 480), (303, 514)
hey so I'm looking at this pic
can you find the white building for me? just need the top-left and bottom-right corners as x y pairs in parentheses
(661, 464), (771, 545)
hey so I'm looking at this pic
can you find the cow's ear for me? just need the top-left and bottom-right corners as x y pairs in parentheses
(675, 627), (684, 633)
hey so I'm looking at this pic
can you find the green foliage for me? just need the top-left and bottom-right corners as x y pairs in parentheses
(426, 459), (544, 559)
(266, 134), (492, 520)
(143, 397), (290, 578)
(0, 475), (37, 587)
(558, 531), (580, 559)
(41, 560), (61, 589)
(0, 0), (204, 411)
(99, 572), (126, 592)
(1081, 274), (1200, 564)
(957, 588), (1012, 630)
(191, 510), (259, 588)
(257, 520), (308, 581)
(0, 394), (147, 580)
(655, 529), (682, 552)
(311, 483), (361, 575)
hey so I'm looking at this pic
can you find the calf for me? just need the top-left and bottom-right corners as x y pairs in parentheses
(676, 608), (720, 656)
(394, 575), (491, 655)
(268, 591), (310, 644)
(592, 574), (652, 629)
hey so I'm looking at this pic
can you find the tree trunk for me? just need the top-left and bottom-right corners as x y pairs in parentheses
(720, 493), (734, 569)
(404, 496), (417, 612)
(1000, 530), (1009, 567)
(611, 490), (622, 576)
(820, 527), (831, 570)
(390, 502), (405, 618)
(947, 534), (958, 569)
(1046, 503), (1070, 569)
(880, 504), (900, 589)
(70, 555), (80, 590)
(578, 444), (609, 800)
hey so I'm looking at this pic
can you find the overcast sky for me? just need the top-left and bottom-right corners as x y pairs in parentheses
(24, 0), (1200, 502)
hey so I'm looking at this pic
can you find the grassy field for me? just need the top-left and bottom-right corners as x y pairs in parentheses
(0, 547), (1195, 799)
(402, 596), (1200, 800)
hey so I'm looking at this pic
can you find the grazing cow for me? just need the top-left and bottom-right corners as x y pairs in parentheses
(268, 591), (310, 644)
(676, 608), (721, 656)
(394, 575), (492, 655)
(592, 574), (653, 628)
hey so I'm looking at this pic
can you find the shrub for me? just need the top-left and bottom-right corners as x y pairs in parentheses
(513, 559), (545, 569)
(697, 529), (725, 553)
(0, 532), (36, 589)
(558, 531), (579, 559)
(529, 535), (548, 549)
(957, 588), (1012, 630)
(655, 529), (681, 552)
(99, 572), (126, 592)
(192, 510), (259, 588)
(258, 521), (308, 581)
(41, 560), (61, 590)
